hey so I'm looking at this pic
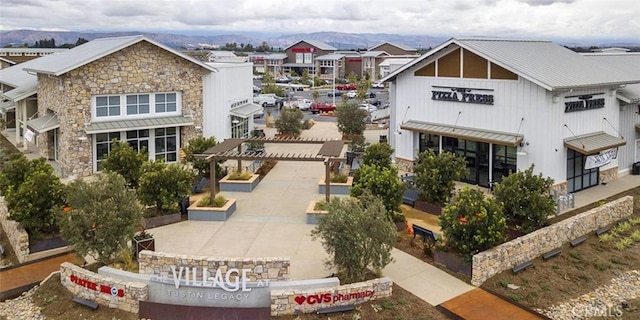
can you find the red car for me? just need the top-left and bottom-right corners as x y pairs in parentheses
(309, 102), (336, 114)
(336, 84), (357, 91)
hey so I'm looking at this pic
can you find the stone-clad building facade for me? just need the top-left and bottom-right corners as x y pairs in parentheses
(20, 36), (216, 178)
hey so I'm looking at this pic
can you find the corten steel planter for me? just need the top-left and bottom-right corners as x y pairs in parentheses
(140, 212), (181, 229)
(433, 250), (472, 277)
(187, 198), (237, 222)
(415, 200), (443, 215)
(219, 174), (260, 192)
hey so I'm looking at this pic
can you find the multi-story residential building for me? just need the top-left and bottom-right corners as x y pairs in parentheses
(0, 48), (69, 64)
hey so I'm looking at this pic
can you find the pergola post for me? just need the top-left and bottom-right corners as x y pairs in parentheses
(237, 145), (242, 173)
(324, 158), (331, 202)
(210, 158), (217, 200)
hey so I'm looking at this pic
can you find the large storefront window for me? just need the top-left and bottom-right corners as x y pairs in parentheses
(419, 133), (440, 154)
(567, 149), (599, 192)
(442, 137), (490, 187)
(492, 145), (517, 183)
(95, 132), (120, 170)
(155, 127), (178, 162)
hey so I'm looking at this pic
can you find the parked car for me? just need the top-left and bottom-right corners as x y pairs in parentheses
(286, 97), (312, 111)
(346, 90), (358, 98)
(310, 102), (336, 114)
(253, 108), (265, 119)
(336, 84), (357, 91)
(276, 76), (293, 83)
(327, 89), (342, 97)
(372, 82), (384, 89)
(254, 93), (285, 108)
(359, 103), (378, 113)
(366, 91), (376, 98)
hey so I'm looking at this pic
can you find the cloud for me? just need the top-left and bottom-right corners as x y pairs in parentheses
(516, 0), (576, 6)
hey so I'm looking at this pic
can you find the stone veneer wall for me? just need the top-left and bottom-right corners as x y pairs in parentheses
(0, 198), (29, 263)
(471, 196), (633, 286)
(137, 251), (290, 281)
(36, 40), (207, 178)
(600, 166), (619, 184)
(270, 277), (393, 316)
(60, 262), (148, 313)
(394, 157), (413, 173)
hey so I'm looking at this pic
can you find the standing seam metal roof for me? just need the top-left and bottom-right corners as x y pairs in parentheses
(284, 40), (337, 51)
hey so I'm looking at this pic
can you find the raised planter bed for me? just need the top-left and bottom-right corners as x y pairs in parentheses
(187, 198), (237, 221)
(140, 212), (182, 229)
(306, 201), (329, 225)
(219, 174), (260, 192)
(318, 176), (354, 195)
(433, 250), (472, 277)
(415, 200), (443, 216)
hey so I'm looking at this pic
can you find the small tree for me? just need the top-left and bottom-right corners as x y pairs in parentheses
(439, 187), (506, 255)
(413, 149), (468, 206)
(275, 108), (304, 137)
(0, 153), (30, 196)
(311, 90), (320, 102)
(311, 193), (396, 283)
(493, 165), (556, 232)
(183, 136), (224, 179)
(336, 101), (367, 138)
(58, 172), (143, 265)
(3, 157), (64, 236)
(362, 142), (394, 168)
(138, 161), (194, 214)
(100, 140), (147, 188)
(350, 164), (406, 222)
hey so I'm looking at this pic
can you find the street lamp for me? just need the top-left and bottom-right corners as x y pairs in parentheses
(332, 61), (336, 106)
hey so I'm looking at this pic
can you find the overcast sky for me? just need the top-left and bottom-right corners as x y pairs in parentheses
(1, 0), (638, 41)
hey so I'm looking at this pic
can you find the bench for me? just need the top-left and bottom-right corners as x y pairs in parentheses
(192, 177), (208, 194)
(542, 248), (561, 260)
(413, 224), (438, 242)
(512, 260), (533, 274)
(595, 226), (611, 236)
(316, 305), (355, 315)
(570, 236), (587, 247)
(402, 189), (419, 207)
(72, 296), (99, 310)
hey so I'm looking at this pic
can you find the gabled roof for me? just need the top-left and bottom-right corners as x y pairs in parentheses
(582, 53), (640, 104)
(0, 56), (44, 101)
(22, 35), (217, 76)
(207, 51), (237, 57)
(265, 53), (287, 60)
(0, 57), (16, 66)
(379, 58), (415, 67)
(380, 37), (640, 91)
(315, 54), (345, 61)
(369, 41), (417, 52)
(284, 40), (337, 51)
(361, 51), (388, 57)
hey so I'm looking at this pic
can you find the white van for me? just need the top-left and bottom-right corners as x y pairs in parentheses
(253, 94), (277, 107)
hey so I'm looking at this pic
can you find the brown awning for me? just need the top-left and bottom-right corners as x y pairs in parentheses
(564, 132), (626, 154)
(202, 138), (245, 154)
(400, 120), (523, 147)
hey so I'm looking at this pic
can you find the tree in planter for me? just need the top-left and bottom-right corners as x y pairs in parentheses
(439, 187), (506, 255)
(275, 108), (304, 137)
(58, 172), (143, 265)
(362, 142), (394, 169)
(335, 101), (368, 139)
(413, 149), (469, 207)
(311, 192), (396, 283)
(138, 161), (194, 215)
(350, 164), (406, 222)
(493, 165), (556, 233)
(100, 140), (147, 188)
(3, 156), (64, 237)
(183, 136), (224, 179)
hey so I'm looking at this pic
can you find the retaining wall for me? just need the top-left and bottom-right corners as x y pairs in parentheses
(270, 277), (393, 316)
(137, 251), (290, 281)
(60, 262), (148, 313)
(471, 196), (634, 286)
(0, 198), (29, 263)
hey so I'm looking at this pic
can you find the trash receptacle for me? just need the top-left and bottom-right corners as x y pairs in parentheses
(633, 162), (640, 175)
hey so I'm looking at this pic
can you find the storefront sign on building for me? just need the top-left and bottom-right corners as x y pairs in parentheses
(585, 148), (618, 170)
(564, 93), (605, 113)
(431, 86), (494, 105)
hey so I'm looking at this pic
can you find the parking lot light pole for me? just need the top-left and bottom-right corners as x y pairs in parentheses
(332, 62), (336, 106)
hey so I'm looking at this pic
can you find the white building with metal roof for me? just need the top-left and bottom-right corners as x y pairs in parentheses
(380, 37), (640, 194)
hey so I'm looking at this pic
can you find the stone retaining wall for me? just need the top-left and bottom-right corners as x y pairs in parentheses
(0, 198), (29, 263)
(137, 251), (290, 281)
(60, 262), (148, 313)
(471, 196), (633, 286)
(270, 277), (393, 316)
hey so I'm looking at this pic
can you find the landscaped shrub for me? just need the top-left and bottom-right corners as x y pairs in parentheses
(439, 187), (506, 255)
(329, 172), (348, 183)
(275, 108), (304, 137)
(183, 136), (224, 179)
(350, 164), (406, 222)
(413, 149), (468, 206)
(99, 140), (147, 188)
(3, 156), (64, 237)
(138, 161), (194, 214)
(197, 194), (228, 207)
(362, 142), (394, 169)
(227, 171), (253, 180)
(336, 101), (368, 138)
(492, 165), (555, 233)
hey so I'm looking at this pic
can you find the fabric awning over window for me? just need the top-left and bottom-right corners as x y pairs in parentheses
(26, 113), (59, 133)
(84, 116), (194, 134)
(564, 132), (626, 154)
(400, 120), (523, 147)
(230, 103), (263, 118)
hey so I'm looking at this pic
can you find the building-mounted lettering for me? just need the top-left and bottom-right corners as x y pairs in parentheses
(230, 99), (249, 109)
(291, 48), (316, 53)
(431, 86), (494, 105)
(564, 93), (605, 113)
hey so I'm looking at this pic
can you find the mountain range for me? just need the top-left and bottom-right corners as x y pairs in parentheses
(0, 29), (638, 51)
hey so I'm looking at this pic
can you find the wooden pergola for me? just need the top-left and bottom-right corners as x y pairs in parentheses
(195, 137), (346, 202)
